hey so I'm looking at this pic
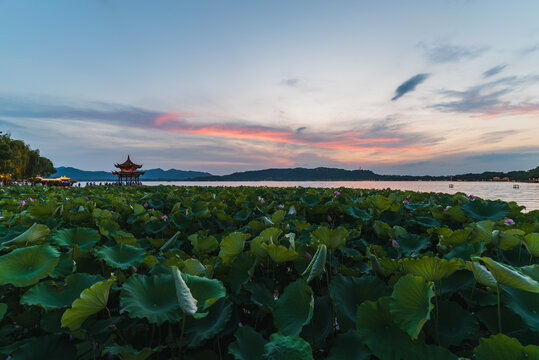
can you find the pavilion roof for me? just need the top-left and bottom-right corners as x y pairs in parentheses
(114, 155), (143, 169)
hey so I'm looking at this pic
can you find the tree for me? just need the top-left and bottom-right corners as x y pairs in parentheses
(0, 132), (55, 180)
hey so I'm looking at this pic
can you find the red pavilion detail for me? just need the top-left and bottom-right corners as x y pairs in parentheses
(112, 155), (144, 185)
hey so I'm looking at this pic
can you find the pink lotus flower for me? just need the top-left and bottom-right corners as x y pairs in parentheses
(84, 196), (89, 201)
(443, 205), (452, 212)
(504, 218), (515, 226)
(258, 197), (265, 204)
(27, 197), (33, 202)
(143, 202), (148, 208)
(162, 215), (168, 221)
(130, 266), (137, 273)
(468, 194), (477, 200)
(392, 239), (399, 248)
(407, 195), (411, 199)
(402, 200), (409, 204)
(278, 204), (284, 209)
(334, 190), (341, 196)
(327, 215), (332, 222)
(18, 200), (26, 206)
(305, 252), (312, 260)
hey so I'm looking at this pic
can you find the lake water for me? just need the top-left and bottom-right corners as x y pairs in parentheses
(79, 180), (539, 211)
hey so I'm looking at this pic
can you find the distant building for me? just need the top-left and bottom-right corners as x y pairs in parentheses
(112, 155), (144, 185)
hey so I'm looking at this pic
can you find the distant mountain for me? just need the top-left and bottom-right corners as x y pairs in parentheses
(53, 167), (212, 181)
(190, 167), (446, 181)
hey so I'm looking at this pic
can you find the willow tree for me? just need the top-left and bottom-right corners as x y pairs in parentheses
(0, 132), (55, 180)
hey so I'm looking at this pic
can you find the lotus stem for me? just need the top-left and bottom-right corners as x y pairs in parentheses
(497, 285), (502, 333)
(468, 281), (477, 312)
(434, 283), (440, 345)
(179, 313), (186, 358)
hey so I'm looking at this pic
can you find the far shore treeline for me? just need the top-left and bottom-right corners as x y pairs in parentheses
(0, 132), (55, 181)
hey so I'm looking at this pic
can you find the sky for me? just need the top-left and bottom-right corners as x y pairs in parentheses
(0, 0), (538, 175)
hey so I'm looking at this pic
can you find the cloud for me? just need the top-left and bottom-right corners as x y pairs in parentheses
(432, 75), (539, 117)
(391, 73), (430, 101)
(281, 78), (299, 87)
(295, 126), (307, 134)
(479, 130), (519, 143)
(422, 43), (488, 63)
(520, 43), (539, 55)
(482, 64), (507, 78)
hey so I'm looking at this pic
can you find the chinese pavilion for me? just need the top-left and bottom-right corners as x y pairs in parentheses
(112, 155), (144, 185)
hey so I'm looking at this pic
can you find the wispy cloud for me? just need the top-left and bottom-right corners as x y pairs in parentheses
(520, 43), (539, 55)
(422, 43), (488, 63)
(432, 76), (539, 117)
(482, 64), (507, 78)
(391, 73), (430, 101)
(281, 78), (299, 87)
(479, 130), (519, 143)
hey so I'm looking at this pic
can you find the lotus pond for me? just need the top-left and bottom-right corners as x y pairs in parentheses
(0, 185), (537, 360)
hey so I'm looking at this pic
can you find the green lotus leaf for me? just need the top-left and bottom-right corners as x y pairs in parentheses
(144, 220), (167, 235)
(520, 264), (539, 281)
(502, 286), (539, 330)
(327, 330), (370, 360)
(345, 206), (372, 221)
(474, 334), (528, 360)
(476, 306), (532, 341)
(148, 198), (164, 210)
(443, 242), (484, 261)
(182, 258), (206, 276)
(498, 229), (525, 250)
(272, 209), (286, 224)
(51, 227), (99, 250)
(49, 252), (76, 278)
(373, 221), (393, 239)
(21, 273), (101, 310)
(228, 253), (256, 293)
(171, 266), (197, 315)
(389, 274), (435, 339)
(424, 300), (479, 347)
(371, 194), (392, 212)
(0, 303), (6, 320)
(250, 227), (282, 258)
(467, 260), (497, 288)
(476, 257), (539, 293)
(111, 229), (138, 246)
(441, 205), (467, 222)
(61, 276), (116, 330)
(0, 245), (60, 287)
(300, 193), (320, 207)
(310, 226), (348, 250)
(102, 344), (160, 360)
(235, 208), (252, 222)
(160, 231), (181, 252)
(188, 234), (218, 254)
(301, 296), (333, 349)
(184, 299), (233, 347)
(228, 326), (266, 360)
(413, 216), (441, 228)
(356, 297), (413, 360)
(261, 243), (298, 263)
(273, 278), (314, 335)
(401, 256), (461, 282)
(246, 282), (275, 311)
(120, 274), (181, 325)
(2, 223), (50, 247)
(10, 334), (77, 359)
(95, 244), (147, 270)
(302, 244), (327, 283)
(396, 233), (430, 256)
(182, 272), (226, 311)
(438, 228), (472, 246)
(523, 233), (539, 257)
(219, 232), (250, 264)
(264, 333), (314, 360)
(470, 220), (495, 244)
(331, 274), (390, 331)
(462, 200), (511, 221)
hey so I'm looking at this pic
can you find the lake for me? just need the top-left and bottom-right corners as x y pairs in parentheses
(79, 180), (539, 211)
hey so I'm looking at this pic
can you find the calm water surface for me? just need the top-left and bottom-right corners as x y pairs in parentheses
(81, 180), (539, 211)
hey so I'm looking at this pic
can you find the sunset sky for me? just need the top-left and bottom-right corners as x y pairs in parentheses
(1, 1), (538, 175)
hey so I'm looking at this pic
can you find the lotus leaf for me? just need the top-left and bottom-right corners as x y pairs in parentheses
(21, 273), (101, 310)
(474, 334), (529, 360)
(102, 344), (157, 360)
(327, 330), (370, 360)
(189, 234), (218, 254)
(171, 266), (197, 315)
(396, 233), (430, 255)
(476, 257), (539, 293)
(462, 200), (511, 221)
(310, 226), (348, 250)
(302, 244), (327, 283)
(61, 276), (115, 330)
(300, 296), (333, 349)
(2, 223), (50, 247)
(498, 229), (525, 250)
(49, 253), (76, 278)
(345, 206), (372, 221)
(10, 334), (77, 359)
(437, 228), (472, 246)
(0, 303), (6, 320)
(389, 274), (435, 339)
(264, 333), (314, 360)
(120, 274), (181, 325)
(470, 220), (495, 243)
(219, 232), (250, 264)
(401, 256), (461, 282)
(182, 258), (206, 276)
(331, 274), (390, 331)
(502, 287), (539, 330)
(184, 299), (233, 347)
(424, 300), (479, 347)
(523, 233), (539, 257)
(273, 278), (314, 335)
(0, 245), (60, 287)
(52, 227), (99, 249)
(160, 231), (180, 252)
(413, 216), (441, 228)
(468, 260), (497, 288)
(250, 227), (282, 258)
(95, 244), (147, 270)
(261, 243), (298, 263)
(228, 326), (266, 360)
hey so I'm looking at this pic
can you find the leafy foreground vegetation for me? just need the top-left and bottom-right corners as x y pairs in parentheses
(0, 185), (538, 360)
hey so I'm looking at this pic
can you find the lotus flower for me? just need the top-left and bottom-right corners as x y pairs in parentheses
(504, 218), (515, 226)
(334, 190), (341, 196)
(278, 204), (284, 209)
(162, 215), (168, 221)
(327, 215), (332, 222)
(468, 194), (477, 200)
(258, 197), (265, 204)
(27, 197), (33, 202)
(305, 252), (312, 260)
(84, 196), (89, 201)
(402, 200), (409, 204)
(392, 239), (399, 248)
(143, 202), (148, 208)
(18, 200), (26, 206)
(130, 266), (137, 273)
(443, 205), (452, 212)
